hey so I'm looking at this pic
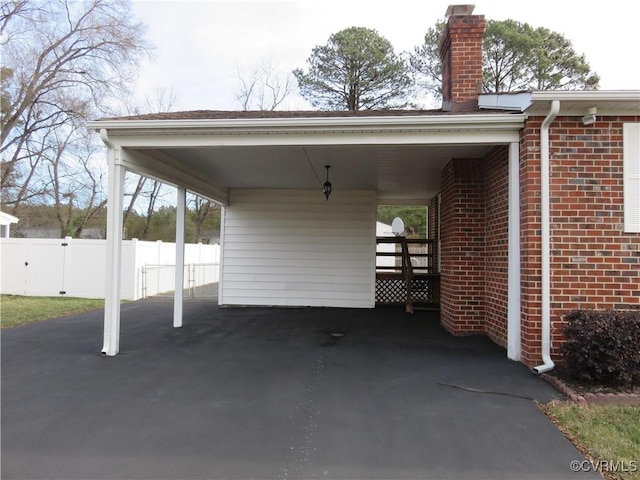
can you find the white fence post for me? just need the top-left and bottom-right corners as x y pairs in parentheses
(60, 236), (72, 295)
(141, 264), (147, 299)
(129, 238), (139, 300)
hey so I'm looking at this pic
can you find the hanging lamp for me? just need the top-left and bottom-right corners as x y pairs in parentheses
(323, 165), (332, 200)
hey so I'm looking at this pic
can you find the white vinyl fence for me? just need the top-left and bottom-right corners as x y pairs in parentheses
(0, 238), (220, 300)
(141, 263), (219, 298)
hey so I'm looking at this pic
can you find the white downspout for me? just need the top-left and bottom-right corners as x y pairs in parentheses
(532, 100), (560, 375)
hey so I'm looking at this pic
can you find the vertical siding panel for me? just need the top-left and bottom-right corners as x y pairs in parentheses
(220, 189), (376, 308)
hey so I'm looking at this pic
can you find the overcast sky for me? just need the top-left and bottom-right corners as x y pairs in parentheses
(130, 0), (640, 112)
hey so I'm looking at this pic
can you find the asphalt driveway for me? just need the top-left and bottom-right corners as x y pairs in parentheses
(2, 299), (596, 479)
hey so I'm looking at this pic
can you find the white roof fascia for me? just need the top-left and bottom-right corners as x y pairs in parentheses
(87, 113), (525, 131)
(105, 129), (522, 149)
(479, 92), (532, 111)
(87, 113), (526, 148)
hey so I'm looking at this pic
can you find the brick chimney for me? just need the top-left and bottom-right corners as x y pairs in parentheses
(439, 4), (486, 111)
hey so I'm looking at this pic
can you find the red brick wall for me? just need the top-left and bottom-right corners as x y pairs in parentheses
(485, 146), (510, 347)
(440, 158), (486, 334)
(520, 116), (640, 366)
(438, 149), (510, 346)
(439, 14), (486, 111)
(437, 117), (639, 365)
(519, 120), (543, 365)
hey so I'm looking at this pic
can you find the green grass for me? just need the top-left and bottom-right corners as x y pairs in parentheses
(0, 295), (105, 328)
(543, 401), (640, 480)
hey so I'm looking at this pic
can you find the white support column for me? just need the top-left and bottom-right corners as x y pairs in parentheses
(218, 205), (226, 305)
(507, 141), (522, 361)
(173, 186), (186, 328)
(102, 141), (125, 356)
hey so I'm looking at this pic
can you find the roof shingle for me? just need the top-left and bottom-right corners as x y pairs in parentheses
(99, 108), (501, 121)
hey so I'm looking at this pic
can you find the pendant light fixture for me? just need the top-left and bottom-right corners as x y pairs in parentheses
(323, 165), (332, 200)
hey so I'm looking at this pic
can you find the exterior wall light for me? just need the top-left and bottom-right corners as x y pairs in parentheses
(323, 165), (332, 200)
(581, 106), (597, 126)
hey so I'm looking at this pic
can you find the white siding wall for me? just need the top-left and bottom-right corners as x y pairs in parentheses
(220, 189), (376, 308)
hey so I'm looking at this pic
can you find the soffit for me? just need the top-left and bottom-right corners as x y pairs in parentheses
(125, 143), (494, 205)
(91, 112), (524, 205)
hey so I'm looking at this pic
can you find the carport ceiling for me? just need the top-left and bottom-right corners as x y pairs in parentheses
(136, 144), (494, 204)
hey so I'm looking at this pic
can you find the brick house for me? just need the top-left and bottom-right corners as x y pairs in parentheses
(89, 5), (639, 372)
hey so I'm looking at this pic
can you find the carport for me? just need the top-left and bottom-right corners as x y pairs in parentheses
(87, 110), (526, 359)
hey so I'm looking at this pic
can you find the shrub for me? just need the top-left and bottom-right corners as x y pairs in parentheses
(559, 309), (640, 388)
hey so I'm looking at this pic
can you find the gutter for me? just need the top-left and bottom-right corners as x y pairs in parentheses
(86, 113), (526, 133)
(531, 100), (560, 375)
(530, 90), (640, 102)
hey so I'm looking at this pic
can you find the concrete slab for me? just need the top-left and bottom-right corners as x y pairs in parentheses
(2, 299), (597, 479)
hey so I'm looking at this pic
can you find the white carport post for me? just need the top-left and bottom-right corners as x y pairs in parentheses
(102, 135), (125, 356)
(173, 186), (186, 328)
(507, 141), (522, 361)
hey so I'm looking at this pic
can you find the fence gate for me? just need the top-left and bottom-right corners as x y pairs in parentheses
(1, 239), (70, 296)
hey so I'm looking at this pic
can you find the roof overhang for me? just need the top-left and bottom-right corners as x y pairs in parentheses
(480, 90), (640, 116)
(87, 112), (526, 205)
(87, 113), (525, 145)
(0, 211), (19, 226)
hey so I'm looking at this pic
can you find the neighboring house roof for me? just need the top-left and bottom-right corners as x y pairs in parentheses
(376, 222), (393, 237)
(0, 211), (19, 226)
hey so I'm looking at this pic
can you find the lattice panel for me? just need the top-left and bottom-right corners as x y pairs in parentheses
(411, 278), (440, 304)
(375, 277), (441, 306)
(375, 279), (407, 304)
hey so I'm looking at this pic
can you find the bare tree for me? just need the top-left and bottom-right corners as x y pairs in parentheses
(139, 180), (164, 240)
(190, 195), (217, 243)
(142, 87), (178, 114)
(117, 86), (179, 230)
(121, 175), (172, 240)
(0, 1), (30, 40)
(69, 132), (108, 238)
(236, 61), (296, 111)
(112, 85), (178, 117)
(123, 174), (146, 226)
(1, 0), (150, 212)
(41, 120), (107, 238)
